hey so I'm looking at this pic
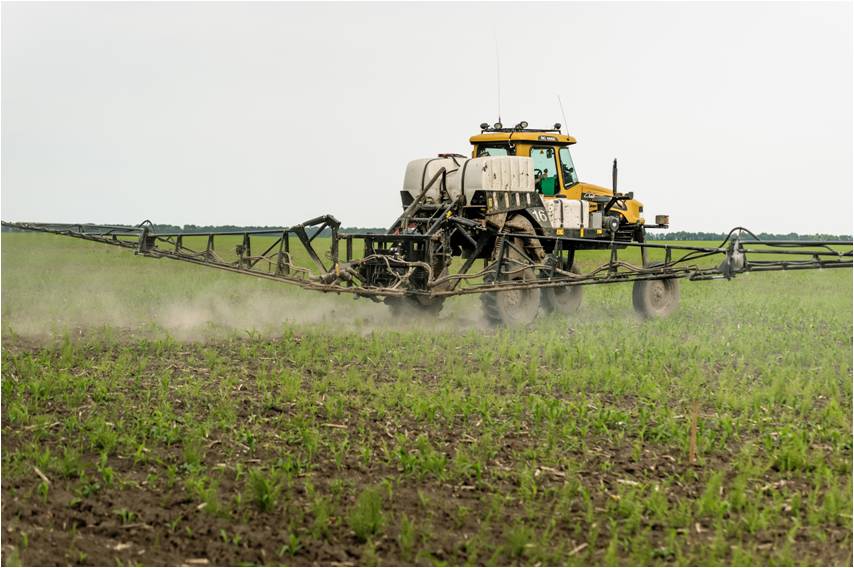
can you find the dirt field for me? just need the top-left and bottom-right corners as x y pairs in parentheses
(2, 234), (852, 565)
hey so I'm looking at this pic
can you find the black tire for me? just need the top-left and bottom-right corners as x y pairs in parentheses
(541, 262), (583, 316)
(481, 236), (541, 327)
(632, 274), (680, 319)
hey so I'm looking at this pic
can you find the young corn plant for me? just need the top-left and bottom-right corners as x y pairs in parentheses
(348, 487), (385, 542)
(246, 468), (282, 513)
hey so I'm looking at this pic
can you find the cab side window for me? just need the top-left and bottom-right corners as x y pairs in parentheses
(559, 147), (578, 186)
(531, 147), (558, 196)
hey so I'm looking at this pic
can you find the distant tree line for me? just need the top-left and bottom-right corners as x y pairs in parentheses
(646, 231), (852, 242)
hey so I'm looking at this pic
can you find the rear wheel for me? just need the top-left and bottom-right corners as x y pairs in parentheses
(481, 236), (541, 326)
(541, 261), (583, 316)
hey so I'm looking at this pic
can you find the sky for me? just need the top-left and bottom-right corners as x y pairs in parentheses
(2, 1), (852, 233)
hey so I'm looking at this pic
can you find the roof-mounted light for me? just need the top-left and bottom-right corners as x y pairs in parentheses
(554, 123), (562, 130)
(480, 122), (489, 130)
(493, 122), (503, 129)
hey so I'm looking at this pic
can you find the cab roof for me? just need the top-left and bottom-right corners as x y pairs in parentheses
(470, 129), (577, 146)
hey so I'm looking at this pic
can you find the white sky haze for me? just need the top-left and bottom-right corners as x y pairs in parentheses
(2, 1), (852, 233)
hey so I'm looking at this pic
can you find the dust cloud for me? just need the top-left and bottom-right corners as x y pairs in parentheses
(0, 278), (489, 343)
(153, 289), (488, 340)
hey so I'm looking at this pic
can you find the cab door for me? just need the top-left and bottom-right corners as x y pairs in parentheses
(529, 146), (560, 196)
(558, 147), (578, 186)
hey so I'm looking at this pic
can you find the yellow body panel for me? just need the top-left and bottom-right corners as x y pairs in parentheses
(559, 182), (644, 225)
(471, 133), (644, 225)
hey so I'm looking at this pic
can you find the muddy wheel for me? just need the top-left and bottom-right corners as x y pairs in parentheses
(481, 236), (541, 326)
(632, 276), (680, 319)
(541, 262), (583, 316)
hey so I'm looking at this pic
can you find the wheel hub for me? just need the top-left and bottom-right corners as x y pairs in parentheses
(650, 281), (668, 308)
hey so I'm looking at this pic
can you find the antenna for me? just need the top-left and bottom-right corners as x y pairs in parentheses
(494, 35), (502, 124)
(557, 95), (568, 135)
